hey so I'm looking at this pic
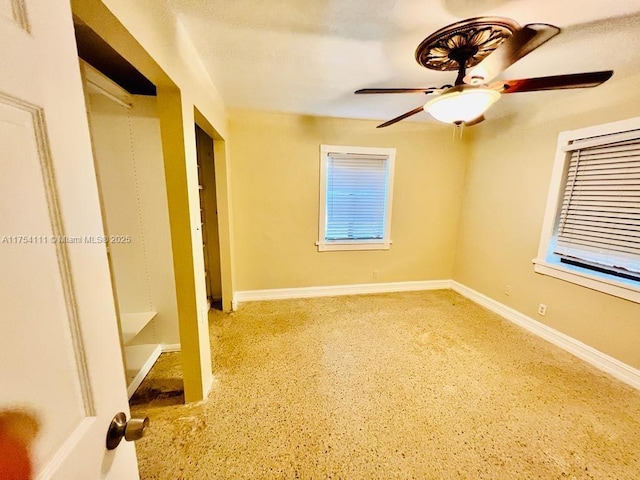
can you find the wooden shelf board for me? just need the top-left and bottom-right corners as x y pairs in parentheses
(125, 343), (162, 398)
(121, 311), (156, 345)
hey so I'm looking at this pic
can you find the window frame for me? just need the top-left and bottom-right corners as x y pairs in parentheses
(317, 144), (396, 252)
(533, 116), (640, 303)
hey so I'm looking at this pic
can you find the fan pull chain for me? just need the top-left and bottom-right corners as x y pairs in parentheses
(452, 121), (464, 141)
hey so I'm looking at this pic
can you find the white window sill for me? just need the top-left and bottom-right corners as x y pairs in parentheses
(533, 258), (640, 304)
(316, 241), (391, 252)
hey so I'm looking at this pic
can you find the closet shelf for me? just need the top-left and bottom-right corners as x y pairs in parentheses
(125, 343), (162, 398)
(121, 311), (157, 345)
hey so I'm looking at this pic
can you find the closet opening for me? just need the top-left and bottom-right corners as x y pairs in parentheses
(195, 124), (223, 311)
(73, 17), (183, 402)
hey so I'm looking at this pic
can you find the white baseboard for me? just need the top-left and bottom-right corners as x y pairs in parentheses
(162, 343), (181, 353)
(232, 279), (452, 310)
(126, 344), (162, 398)
(230, 279), (639, 391)
(451, 281), (640, 391)
(126, 344), (181, 400)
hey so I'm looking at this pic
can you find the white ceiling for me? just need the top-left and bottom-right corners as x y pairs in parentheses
(163, 0), (640, 125)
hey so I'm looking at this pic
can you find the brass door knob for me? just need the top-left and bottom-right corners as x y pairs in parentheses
(106, 412), (149, 450)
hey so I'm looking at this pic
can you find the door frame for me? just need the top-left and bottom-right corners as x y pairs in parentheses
(72, 0), (235, 402)
(195, 123), (224, 308)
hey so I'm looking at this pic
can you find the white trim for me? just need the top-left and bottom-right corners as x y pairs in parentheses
(231, 280), (640, 390)
(535, 116), (640, 304)
(162, 343), (181, 353)
(562, 128), (640, 151)
(80, 60), (132, 109)
(560, 116), (640, 144)
(317, 144), (396, 252)
(451, 281), (640, 391)
(232, 280), (452, 310)
(533, 259), (640, 304)
(122, 344), (180, 398)
(126, 344), (162, 398)
(536, 133), (571, 260)
(322, 144), (397, 157)
(36, 417), (95, 480)
(316, 240), (391, 251)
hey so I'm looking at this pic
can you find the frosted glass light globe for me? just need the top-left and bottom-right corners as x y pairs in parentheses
(425, 86), (500, 124)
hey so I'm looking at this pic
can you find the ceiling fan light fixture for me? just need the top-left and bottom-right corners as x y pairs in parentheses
(424, 85), (500, 124)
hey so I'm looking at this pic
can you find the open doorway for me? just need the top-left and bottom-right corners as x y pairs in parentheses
(73, 18), (182, 400)
(195, 125), (223, 310)
(73, 0), (231, 405)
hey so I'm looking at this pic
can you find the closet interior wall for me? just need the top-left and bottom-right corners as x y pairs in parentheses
(82, 62), (179, 396)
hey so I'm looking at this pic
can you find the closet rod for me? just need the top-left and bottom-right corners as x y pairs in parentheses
(87, 79), (133, 110)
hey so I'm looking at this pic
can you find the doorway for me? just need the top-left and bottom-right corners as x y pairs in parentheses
(73, 0), (231, 405)
(74, 18), (181, 399)
(195, 125), (223, 310)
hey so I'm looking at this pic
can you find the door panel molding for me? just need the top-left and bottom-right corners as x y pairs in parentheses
(36, 417), (95, 479)
(0, 0), (29, 31)
(0, 91), (95, 416)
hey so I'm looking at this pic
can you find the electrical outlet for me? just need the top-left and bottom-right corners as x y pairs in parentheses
(505, 285), (512, 296)
(537, 303), (547, 316)
(372, 270), (379, 279)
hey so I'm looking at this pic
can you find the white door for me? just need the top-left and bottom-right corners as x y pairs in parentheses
(0, 0), (140, 478)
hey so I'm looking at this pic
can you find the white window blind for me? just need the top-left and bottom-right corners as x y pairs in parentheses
(325, 153), (389, 241)
(555, 129), (640, 278)
(317, 145), (395, 251)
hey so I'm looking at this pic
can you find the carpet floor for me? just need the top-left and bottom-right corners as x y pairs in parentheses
(130, 290), (640, 479)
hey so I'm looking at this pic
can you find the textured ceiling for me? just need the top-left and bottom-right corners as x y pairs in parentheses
(162, 0), (640, 125)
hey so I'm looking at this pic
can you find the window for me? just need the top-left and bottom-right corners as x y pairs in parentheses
(534, 116), (640, 303)
(317, 144), (395, 251)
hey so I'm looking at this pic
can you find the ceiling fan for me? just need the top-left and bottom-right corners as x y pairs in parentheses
(355, 17), (613, 128)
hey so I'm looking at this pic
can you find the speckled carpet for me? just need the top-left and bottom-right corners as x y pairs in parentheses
(130, 290), (640, 479)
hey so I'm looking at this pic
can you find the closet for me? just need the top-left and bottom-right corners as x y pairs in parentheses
(81, 61), (180, 397)
(195, 125), (223, 309)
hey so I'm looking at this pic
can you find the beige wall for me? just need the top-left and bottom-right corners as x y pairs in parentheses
(454, 72), (640, 370)
(229, 110), (468, 291)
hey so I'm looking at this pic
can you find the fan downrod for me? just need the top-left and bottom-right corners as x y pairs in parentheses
(448, 47), (477, 85)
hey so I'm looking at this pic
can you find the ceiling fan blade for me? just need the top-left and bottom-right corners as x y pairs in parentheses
(465, 23), (560, 84)
(465, 115), (485, 126)
(377, 106), (425, 128)
(495, 70), (614, 93)
(356, 88), (437, 94)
